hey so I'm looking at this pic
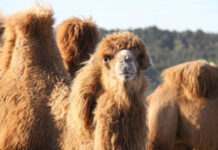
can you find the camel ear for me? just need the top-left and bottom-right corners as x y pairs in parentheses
(138, 53), (151, 70)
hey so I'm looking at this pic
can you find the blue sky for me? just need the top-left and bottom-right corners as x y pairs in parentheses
(0, 0), (218, 33)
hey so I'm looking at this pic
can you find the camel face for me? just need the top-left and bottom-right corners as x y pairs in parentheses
(103, 49), (137, 82)
(114, 50), (137, 81)
(101, 47), (147, 89)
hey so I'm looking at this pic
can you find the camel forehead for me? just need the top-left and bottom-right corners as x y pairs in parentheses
(115, 49), (134, 58)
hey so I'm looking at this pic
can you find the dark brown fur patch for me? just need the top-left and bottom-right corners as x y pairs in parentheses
(0, 14), (4, 47)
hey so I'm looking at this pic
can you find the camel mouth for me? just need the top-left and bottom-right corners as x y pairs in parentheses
(119, 72), (135, 75)
(116, 73), (136, 81)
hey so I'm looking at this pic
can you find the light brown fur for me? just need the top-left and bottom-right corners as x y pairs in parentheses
(0, 4), (71, 149)
(146, 60), (218, 150)
(64, 31), (151, 149)
(56, 17), (99, 77)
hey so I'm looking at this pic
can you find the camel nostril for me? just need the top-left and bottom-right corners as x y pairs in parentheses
(115, 61), (137, 75)
(124, 57), (133, 63)
(122, 68), (128, 74)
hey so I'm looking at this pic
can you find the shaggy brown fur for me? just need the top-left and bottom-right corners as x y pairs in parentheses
(64, 31), (151, 149)
(0, 4), (71, 149)
(146, 60), (218, 150)
(56, 17), (99, 77)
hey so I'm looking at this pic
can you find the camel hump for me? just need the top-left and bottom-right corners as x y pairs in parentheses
(162, 60), (218, 99)
(0, 2), (56, 71)
(3, 2), (53, 37)
(56, 17), (99, 77)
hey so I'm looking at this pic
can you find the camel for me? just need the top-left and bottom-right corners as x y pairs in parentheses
(146, 60), (218, 150)
(64, 31), (151, 150)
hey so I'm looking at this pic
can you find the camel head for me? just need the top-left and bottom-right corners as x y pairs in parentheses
(94, 31), (151, 92)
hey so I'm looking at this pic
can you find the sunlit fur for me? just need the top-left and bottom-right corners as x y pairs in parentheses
(0, 4), (71, 149)
(146, 60), (218, 150)
(64, 31), (151, 149)
(56, 17), (99, 77)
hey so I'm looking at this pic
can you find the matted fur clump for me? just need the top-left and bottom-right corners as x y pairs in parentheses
(162, 60), (218, 99)
(64, 31), (151, 149)
(56, 17), (99, 77)
(146, 60), (218, 150)
(0, 4), (71, 149)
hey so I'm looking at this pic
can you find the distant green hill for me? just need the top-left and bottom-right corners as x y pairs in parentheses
(99, 27), (218, 93)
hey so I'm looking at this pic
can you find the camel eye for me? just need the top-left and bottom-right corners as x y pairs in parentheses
(103, 55), (112, 63)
